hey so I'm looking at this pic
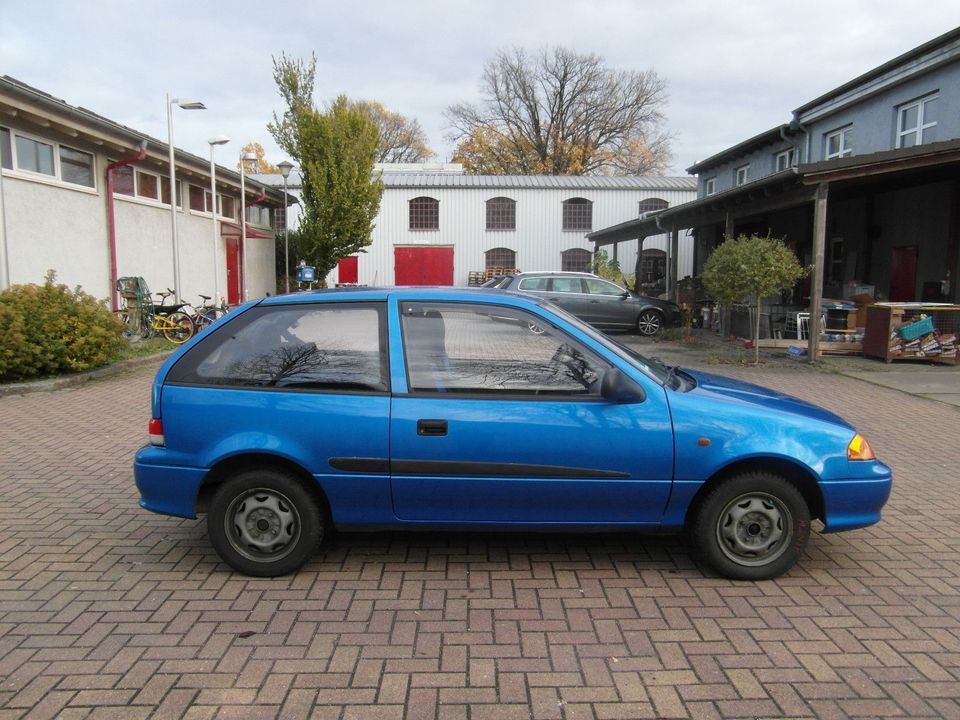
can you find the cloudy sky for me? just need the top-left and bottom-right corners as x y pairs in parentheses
(3, 1), (959, 175)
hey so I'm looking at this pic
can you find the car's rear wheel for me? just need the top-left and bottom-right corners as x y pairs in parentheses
(208, 468), (323, 577)
(636, 309), (664, 336)
(691, 472), (810, 580)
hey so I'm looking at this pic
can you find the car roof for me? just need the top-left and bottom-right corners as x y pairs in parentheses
(256, 286), (549, 306)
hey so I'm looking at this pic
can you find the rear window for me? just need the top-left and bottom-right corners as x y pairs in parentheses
(166, 302), (388, 392)
(517, 277), (548, 291)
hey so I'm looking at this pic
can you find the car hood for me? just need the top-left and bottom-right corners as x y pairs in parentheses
(683, 369), (853, 429)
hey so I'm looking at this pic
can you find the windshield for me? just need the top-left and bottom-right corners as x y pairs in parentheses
(535, 301), (673, 385)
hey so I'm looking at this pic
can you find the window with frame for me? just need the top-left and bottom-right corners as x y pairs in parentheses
(114, 165), (181, 206)
(584, 278), (625, 296)
(638, 198), (668, 215)
(562, 198), (593, 231)
(704, 177), (716, 196)
(735, 165), (749, 187)
(401, 302), (606, 395)
(775, 148), (796, 172)
(2, 127), (95, 188)
(825, 126), (853, 159)
(561, 248), (591, 272)
(409, 196), (439, 230)
(485, 247), (516, 270)
(897, 94), (938, 148)
(220, 195), (237, 220)
(274, 207), (286, 231)
(245, 204), (272, 227)
(189, 184), (214, 213)
(486, 197), (516, 230)
(168, 303), (388, 391)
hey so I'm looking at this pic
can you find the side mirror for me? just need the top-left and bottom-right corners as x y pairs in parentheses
(600, 368), (646, 404)
(620, 290), (631, 300)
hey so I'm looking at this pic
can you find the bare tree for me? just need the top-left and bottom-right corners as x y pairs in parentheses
(447, 47), (671, 175)
(352, 100), (434, 163)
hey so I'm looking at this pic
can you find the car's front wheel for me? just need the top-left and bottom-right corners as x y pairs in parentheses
(636, 309), (664, 336)
(208, 468), (323, 577)
(690, 472), (810, 580)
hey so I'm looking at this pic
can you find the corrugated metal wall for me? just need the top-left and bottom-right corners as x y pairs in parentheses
(332, 185), (696, 286)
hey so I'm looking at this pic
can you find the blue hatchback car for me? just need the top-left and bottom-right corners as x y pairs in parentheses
(134, 287), (891, 580)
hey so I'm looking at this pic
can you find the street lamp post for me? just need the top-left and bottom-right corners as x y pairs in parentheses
(277, 160), (294, 293)
(239, 150), (257, 302)
(166, 94), (206, 300)
(208, 135), (229, 307)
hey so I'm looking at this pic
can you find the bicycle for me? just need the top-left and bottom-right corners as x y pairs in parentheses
(142, 289), (194, 344)
(184, 294), (228, 333)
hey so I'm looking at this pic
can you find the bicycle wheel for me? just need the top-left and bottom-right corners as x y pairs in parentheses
(163, 311), (195, 344)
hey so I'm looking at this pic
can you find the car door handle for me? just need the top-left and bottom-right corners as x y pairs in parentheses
(589, 299), (601, 303)
(417, 419), (448, 436)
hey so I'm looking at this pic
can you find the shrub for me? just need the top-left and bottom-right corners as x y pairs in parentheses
(0, 271), (125, 382)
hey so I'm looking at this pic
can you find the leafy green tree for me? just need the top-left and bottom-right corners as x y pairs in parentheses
(702, 235), (810, 364)
(268, 54), (384, 282)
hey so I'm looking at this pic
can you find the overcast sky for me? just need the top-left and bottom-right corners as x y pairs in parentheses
(3, 1), (959, 175)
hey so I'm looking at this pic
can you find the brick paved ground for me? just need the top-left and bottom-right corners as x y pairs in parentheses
(1, 359), (959, 719)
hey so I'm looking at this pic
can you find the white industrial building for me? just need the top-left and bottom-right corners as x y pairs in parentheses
(255, 167), (697, 292)
(0, 77), (285, 309)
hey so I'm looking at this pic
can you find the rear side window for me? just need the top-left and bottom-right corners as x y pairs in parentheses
(167, 302), (388, 392)
(517, 277), (548, 291)
(549, 278), (584, 293)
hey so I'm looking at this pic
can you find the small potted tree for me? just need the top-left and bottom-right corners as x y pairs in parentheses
(702, 234), (809, 364)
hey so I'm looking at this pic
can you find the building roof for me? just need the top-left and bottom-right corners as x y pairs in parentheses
(0, 76), (283, 201)
(252, 171), (696, 192)
(686, 126), (789, 175)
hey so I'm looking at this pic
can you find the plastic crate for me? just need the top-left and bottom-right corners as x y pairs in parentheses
(898, 315), (934, 341)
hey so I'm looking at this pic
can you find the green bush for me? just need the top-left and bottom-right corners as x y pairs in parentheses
(0, 271), (125, 382)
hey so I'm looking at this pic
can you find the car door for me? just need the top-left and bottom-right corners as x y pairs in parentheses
(543, 276), (592, 319)
(582, 278), (636, 329)
(388, 300), (674, 525)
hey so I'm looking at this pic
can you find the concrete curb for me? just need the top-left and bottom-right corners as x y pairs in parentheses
(0, 351), (173, 399)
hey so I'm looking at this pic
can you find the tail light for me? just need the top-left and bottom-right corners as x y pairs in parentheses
(148, 418), (165, 446)
(847, 433), (875, 461)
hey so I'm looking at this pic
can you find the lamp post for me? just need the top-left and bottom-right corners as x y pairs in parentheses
(208, 135), (229, 307)
(239, 150), (257, 302)
(277, 160), (294, 293)
(166, 94), (206, 300)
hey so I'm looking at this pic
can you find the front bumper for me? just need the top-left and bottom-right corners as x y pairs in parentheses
(820, 461), (893, 532)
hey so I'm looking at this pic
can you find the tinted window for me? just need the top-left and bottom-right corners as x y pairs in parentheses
(401, 303), (607, 396)
(168, 303), (388, 391)
(517, 277), (548, 291)
(584, 279), (624, 296)
(549, 278), (584, 293)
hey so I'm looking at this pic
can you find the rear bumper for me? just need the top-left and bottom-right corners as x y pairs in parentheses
(134, 446), (206, 519)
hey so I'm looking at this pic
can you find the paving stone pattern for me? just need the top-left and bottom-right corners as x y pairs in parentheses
(1, 361), (958, 719)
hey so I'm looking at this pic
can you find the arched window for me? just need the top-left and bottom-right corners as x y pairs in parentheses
(485, 247), (516, 271)
(562, 198), (593, 231)
(562, 248), (591, 273)
(638, 197), (669, 215)
(409, 196), (439, 230)
(486, 197), (516, 231)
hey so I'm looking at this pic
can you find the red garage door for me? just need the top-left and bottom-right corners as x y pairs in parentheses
(338, 255), (358, 285)
(394, 247), (454, 285)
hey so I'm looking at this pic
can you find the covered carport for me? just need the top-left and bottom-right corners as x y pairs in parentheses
(589, 140), (960, 361)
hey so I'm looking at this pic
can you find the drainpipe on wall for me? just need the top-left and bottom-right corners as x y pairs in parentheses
(242, 188), (267, 301)
(789, 113), (810, 164)
(106, 140), (147, 311)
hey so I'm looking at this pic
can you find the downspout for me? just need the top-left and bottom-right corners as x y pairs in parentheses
(106, 140), (147, 311)
(789, 113), (810, 164)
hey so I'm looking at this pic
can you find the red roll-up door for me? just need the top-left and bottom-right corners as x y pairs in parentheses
(394, 247), (454, 285)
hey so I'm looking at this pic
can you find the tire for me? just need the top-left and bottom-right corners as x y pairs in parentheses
(690, 472), (810, 581)
(163, 311), (195, 344)
(208, 468), (323, 577)
(636, 309), (664, 336)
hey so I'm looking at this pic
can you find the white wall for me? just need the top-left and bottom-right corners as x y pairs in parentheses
(325, 184), (696, 286)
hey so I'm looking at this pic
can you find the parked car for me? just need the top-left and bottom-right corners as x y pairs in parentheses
(486, 271), (681, 335)
(134, 287), (891, 581)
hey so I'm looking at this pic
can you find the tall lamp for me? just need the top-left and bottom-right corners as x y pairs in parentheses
(166, 94), (206, 300)
(239, 149), (257, 302)
(277, 160), (294, 293)
(208, 135), (229, 306)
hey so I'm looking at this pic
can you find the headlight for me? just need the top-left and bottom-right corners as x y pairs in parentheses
(847, 433), (876, 461)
